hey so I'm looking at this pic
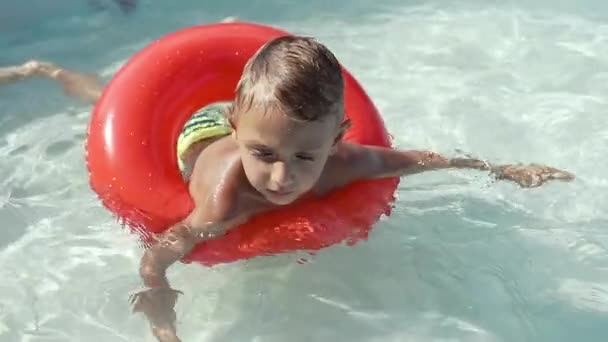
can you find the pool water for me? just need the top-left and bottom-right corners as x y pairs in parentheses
(1, 1), (607, 341)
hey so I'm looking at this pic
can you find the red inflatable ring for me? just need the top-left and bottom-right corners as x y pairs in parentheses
(86, 22), (399, 266)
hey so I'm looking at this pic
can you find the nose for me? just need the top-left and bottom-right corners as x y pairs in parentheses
(268, 161), (294, 191)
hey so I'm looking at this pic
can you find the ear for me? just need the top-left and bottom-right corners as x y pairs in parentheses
(330, 119), (351, 154)
(334, 119), (351, 144)
(227, 106), (238, 140)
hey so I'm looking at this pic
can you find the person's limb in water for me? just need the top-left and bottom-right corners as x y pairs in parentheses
(129, 191), (261, 342)
(335, 143), (575, 188)
(34, 61), (103, 104)
(128, 221), (197, 342)
(0, 61), (40, 85)
(0, 60), (103, 104)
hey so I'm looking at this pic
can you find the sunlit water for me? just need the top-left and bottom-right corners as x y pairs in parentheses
(1, 1), (607, 341)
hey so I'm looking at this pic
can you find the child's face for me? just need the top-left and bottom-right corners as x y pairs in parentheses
(233, 108), (341, 205)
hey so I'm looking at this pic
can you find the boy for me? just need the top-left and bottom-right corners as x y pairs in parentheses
(128, 37), (575, 342)
(1, 35), (574, 342)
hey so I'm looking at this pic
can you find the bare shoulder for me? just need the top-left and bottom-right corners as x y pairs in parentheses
(315, 142), (375, 194)
(186, 138), (269, 230)
(187, 138), (240, 223)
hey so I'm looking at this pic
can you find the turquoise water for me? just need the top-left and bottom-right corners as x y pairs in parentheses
(1, 1), (608, 341)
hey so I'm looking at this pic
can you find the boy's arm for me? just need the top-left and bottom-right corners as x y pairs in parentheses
(341, 143), (574, 188)
(129, 207), (231, 342)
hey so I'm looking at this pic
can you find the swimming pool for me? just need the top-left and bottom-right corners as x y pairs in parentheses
(1, 0), (607, 341)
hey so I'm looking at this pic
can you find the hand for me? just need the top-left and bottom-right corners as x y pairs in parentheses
(152, 324), (182, 342)
(491, 163), (575, 188)
(129, 286), (183, 342)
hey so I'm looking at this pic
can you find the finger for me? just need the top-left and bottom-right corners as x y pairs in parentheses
(130, 296), (152, 314)
(489, 165), (506, 176)
(516, 179), (532, 188)
(518, 179), (540, 188)
(130, 298), (141, 312)
(129, 296), (143, 310)
(128, 294), (140, 306)
(512, 172), (536, 188)
(550, 170), (575, 181)
(128, 289), (152, 306)
(532, 164), (575, 180)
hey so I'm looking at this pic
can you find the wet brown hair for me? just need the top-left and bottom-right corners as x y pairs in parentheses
(231, 35), (344, 122)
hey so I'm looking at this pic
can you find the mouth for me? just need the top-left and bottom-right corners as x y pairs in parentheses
(266, 189), (294, 197)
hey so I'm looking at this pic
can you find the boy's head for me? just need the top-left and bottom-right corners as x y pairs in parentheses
(229, 35), (348, 205)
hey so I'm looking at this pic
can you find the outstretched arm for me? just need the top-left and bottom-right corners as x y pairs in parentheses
(130, 187), (258, 342)
(130, 211), (228, 342)
(341, 143), (575, 188)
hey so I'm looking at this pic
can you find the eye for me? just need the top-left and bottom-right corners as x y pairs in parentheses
(251, 149), (276, 162)
(295, 153), (315, 161)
